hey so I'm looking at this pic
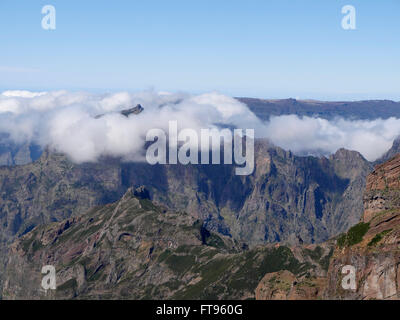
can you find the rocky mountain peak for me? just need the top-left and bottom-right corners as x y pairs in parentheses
(94, 104), (144, 119)
(120, 104), (144, 117)
(330, 148), (366, 163)
(133, 185), (150, 200)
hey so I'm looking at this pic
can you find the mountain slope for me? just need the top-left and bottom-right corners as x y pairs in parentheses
(2, 187), (333, 300)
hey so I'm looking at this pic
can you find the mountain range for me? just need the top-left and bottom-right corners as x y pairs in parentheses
(5, 153), (400, 300)
(1, 98), (400, 299)
(239, 98), (400, 120)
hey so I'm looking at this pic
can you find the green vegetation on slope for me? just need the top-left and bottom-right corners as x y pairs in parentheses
(368, 230), (392, 247)
(337, 222), (370, 248)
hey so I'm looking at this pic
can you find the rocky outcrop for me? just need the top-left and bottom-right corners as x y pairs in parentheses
(363, 154), (400, 222)
(255, 270), (326, 300)
(133, 185), (150, 200)
(254, 242), (334, 300)
(366, 154), (400, 191)
(120, 104), (144, 117)
(95, 104), (144, 119)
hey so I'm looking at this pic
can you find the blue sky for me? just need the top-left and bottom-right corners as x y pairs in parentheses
(0, 0), (399, 100)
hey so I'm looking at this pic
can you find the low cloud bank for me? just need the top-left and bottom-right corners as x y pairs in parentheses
(264, 115), (400, 161)
(0, 90), (399, 162)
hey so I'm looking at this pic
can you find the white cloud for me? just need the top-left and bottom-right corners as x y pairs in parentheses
(99, 92), (132, 112)
(0, 90), (398, 162)
(0, 98), (21, 113)
(2, 90), (47, 98)
(262, 115), (400, 161)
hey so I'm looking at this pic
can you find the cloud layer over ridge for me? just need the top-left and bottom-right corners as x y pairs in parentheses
(0, 90), (399, 162)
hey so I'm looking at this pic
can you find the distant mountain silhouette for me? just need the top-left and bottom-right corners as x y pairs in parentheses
(238, 98), (400, 120)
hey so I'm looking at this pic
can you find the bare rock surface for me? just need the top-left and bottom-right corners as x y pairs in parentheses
(257, 153), (400, 300)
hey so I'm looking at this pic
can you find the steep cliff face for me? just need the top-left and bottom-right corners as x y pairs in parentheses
(0, 141), (41, 166)
(257, 154), (400, 300)
(2, 188), (331, 300)
(223, 146), (371, 245)
(363, 154), (400, 222)
(0, 142), (372, 250)
(325, 154), (400, 299)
